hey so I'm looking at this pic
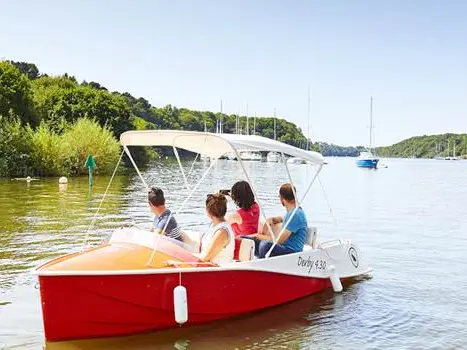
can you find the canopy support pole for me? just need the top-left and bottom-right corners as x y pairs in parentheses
(281, 152), (299, 206)
(123, 145), (149, 191)
(265, 164), (323, 258)
(173, 145), (189, 190)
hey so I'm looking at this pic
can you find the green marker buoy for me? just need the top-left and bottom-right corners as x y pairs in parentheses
(85, 155), (96, 188)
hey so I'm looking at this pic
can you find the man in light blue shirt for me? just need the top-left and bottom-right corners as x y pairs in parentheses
(249, 183), (308, 258)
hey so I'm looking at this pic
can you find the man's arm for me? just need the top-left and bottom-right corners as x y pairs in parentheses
(276, 229), (292, 244)
(268, 216), (283, 225)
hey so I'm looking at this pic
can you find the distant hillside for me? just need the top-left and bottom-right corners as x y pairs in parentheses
(317, 142), (365, 157)
(376, 133), (467, 158)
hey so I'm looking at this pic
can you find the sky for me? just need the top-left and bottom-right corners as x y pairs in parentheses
(1, 0), (466, 146)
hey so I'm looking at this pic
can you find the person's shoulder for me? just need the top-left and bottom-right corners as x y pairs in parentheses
(217, 227), (230, 238)
(251, 202), (260, 214)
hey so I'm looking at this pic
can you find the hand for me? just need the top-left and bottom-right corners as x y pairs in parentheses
(248, 233), (269, 241)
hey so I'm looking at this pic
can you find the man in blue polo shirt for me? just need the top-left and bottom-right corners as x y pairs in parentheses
(148, 187), (182, 241)
(251, 183), (308, 258)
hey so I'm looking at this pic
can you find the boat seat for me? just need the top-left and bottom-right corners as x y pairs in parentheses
(236, 238), (255, 262)
(306, 226), (318, 248)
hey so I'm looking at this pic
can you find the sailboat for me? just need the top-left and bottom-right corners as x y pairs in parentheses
(267, 108), (280, 162)
(200, 121), (211, 161)
(287, 87), (313, 165)
(201, 101), (225, 161)
(356, 97), (379, 169)
(239, 105), (262, 161)
(434, 143), (443, 160)
(444, 140), (461, 160)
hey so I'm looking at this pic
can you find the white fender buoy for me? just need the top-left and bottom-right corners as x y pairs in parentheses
(59, 176), (68, 184)
(173, 285), (188, 324)
(328, 265), (343, 293)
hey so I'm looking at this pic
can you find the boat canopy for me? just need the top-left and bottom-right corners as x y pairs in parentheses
(120, 130), (325, 165)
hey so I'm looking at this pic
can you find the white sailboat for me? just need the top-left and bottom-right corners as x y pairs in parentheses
(201, 100), (225, 161)
(444, 140), (461, 160)
(434, 143), (443, 160)
(288, 86), (313, 165)
(355, 97), (379, 168)
(240, 104), (262, 161)
(267, 108), (280, 162)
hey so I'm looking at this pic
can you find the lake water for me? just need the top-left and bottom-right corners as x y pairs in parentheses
(1, 158), (466, 349)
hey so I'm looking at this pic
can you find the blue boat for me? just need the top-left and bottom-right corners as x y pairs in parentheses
(356, 97), (380, 169)
(356, 151), (379, 168)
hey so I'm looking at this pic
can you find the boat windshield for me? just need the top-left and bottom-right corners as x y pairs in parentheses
(109, 227), (198, 262)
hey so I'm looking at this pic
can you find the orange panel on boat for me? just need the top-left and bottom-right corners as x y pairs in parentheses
(37, 243), (179, 271)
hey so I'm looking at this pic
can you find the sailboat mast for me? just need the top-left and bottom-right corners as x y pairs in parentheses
(220, 99), (223, 134)
(246, 104), (249, 135)
(369, 96), (373, 150)
(306, 85), (310, 151)
(274, 108), (277, 141)
(253, 112), (256, 136)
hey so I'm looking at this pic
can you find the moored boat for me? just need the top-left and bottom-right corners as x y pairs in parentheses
(356, 151), (379, 168)
(266, 151), (280, 162)
(356, 97), (380, 169)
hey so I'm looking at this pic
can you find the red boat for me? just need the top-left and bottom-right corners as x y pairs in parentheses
(35, 130), (372, 341)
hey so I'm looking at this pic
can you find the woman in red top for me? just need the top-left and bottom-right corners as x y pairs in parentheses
(227, 181), (260, 236)
(226, 181), (260, 258)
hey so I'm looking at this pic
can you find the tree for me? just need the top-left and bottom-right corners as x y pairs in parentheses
(0, 61), (37, 125)
(9, 61), (40, 80)
(31, 76), (133, 135)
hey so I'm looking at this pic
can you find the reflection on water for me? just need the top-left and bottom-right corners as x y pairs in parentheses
(1, 158), (467, 349)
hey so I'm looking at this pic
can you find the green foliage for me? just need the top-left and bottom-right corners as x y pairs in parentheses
(0, 61), (37, 125)
(61, 118), (121, 175)
(28, 122), (66, 176)
(0, 114), (33, 177)
(0, 59), (321, 177)
(28, 118), (121, 176)
(317, 142), (365, 157)
(8, 61), (40, 80)
(31, 76), (133, 135)
(377, 133), (467, 158)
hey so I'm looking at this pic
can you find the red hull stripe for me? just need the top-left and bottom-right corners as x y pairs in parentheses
(40, 270), (331, 341)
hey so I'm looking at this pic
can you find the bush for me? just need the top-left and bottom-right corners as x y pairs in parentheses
(61, 118), (121, 175)
(26, 118), (121, 176)
(28, 122), (66, 176)
(0, 114), (33, 177)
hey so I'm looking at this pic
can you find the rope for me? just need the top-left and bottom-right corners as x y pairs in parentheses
(83, 149), (124, 250)
(317, 173), (339, 227)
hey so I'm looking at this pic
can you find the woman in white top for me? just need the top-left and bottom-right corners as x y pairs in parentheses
(199, 193), (235, 265)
